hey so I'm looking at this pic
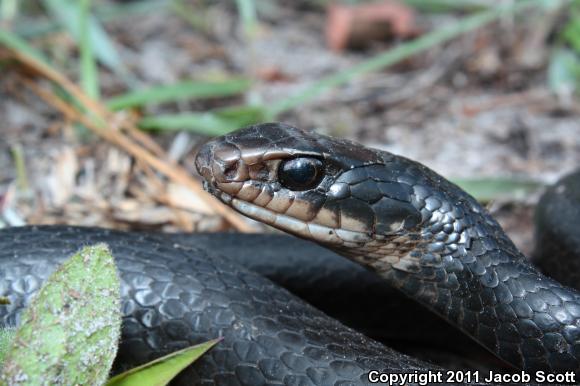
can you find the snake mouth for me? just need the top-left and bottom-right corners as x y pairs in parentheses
(201, 179), (233, 205)
(229, 196), (375, 247)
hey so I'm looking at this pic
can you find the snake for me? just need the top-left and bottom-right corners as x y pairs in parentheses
(0, 123), (578, 385)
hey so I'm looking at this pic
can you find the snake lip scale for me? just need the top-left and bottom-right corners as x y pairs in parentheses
(196, 122), (580, 376)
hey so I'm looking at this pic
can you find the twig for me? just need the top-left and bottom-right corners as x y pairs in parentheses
(18, 73), (253, 232)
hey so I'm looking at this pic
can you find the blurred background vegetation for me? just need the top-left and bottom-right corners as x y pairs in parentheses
(0, 0), (579, 251)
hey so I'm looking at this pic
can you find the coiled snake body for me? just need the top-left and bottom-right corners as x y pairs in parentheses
(1, 123), (580, 385)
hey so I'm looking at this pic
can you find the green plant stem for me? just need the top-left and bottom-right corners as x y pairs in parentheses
(235, 0), (258, 38)
(267, 0), (546, 118)
(80, 0), (99, 99)
(10, 144), (29, 192)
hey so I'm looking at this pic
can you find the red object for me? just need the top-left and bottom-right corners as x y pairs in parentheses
(256, 66), (295, 83)
(326, 1), (417, 52)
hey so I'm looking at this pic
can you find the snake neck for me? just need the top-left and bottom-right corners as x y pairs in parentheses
(332, 191), (580, 374)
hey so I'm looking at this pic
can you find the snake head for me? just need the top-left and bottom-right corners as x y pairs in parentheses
(195, 123), (431, 255)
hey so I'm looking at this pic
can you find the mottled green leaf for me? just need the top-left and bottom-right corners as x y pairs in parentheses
(0, 328), (15, 367)
(0, 244), (121, 386)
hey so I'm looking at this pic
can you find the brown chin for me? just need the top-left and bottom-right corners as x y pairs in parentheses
(227, 197), (373, 248)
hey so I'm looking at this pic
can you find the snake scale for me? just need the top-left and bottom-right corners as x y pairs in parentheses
(0, 123), (579, 385)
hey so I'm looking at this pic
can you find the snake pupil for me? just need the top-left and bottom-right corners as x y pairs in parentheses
(278, 157), (324, 191)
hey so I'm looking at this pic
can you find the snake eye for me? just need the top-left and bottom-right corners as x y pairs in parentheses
(278, 157), (324, 191)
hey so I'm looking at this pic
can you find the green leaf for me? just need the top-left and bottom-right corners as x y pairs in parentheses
(107, 79), (251, 110)
(0, 244), (121, 386)
(42, 0), (127, 76)
(79, 0), (100, 99)
(106, 338), (221, 386)
(267, 0), (555, 117)
(138, 105), (265, 135)
(451, 177), (544, 202)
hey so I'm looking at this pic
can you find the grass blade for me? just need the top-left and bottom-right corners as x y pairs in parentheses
(235, 0), (258, 37)
(0, 27), (96, 118)
(106, 339), (220, 386)
(79, 0), (99, 99)
(451, 177), (544, 202)
(97, 0), (168, 20)
(15, 0), (168, 39)
(42, 0), (127, 76)
(0, 0), (18, 22)
(107, 79), (251, 110)
(10, 144), (29, 192)
(548, 48), (579, 96)
(267, 0), (550, 117)
(138, 105), (265, 135)
(170, 0), (210, 32)
(401, 0), (489, 13)
(0, 16), (253, 232)
(0, 28), (53, 69)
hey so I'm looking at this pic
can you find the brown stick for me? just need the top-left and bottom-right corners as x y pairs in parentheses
(16, 59), (254, 232)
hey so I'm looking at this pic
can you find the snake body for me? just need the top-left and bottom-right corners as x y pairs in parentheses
(0, 123), (579, 384)
(535, 170), (580, 289)
(0, 226), (434, 385)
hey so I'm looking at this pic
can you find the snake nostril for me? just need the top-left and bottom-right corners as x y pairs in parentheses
(223, 160), (240, 180)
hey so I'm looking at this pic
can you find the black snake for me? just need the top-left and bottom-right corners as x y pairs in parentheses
(0, 123), (579, 385)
